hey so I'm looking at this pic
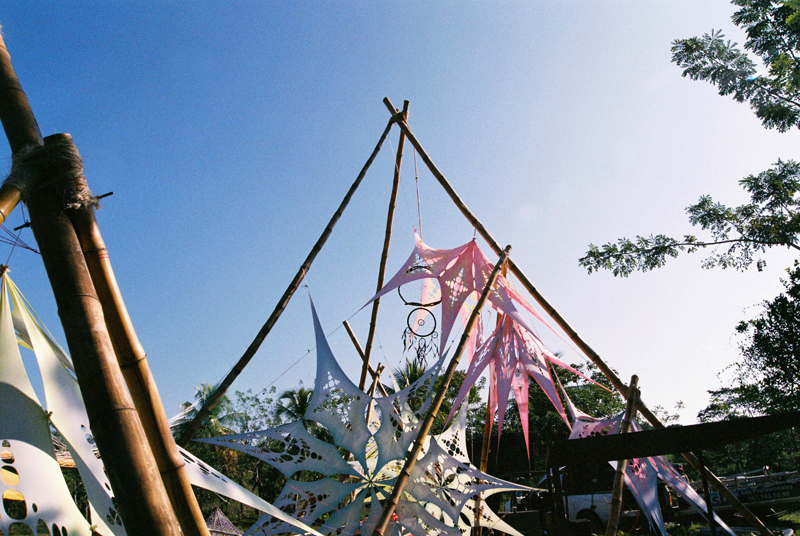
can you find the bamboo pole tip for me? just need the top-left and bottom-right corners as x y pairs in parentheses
(0, 265), (8, 276)
(44, 133), (73, 144)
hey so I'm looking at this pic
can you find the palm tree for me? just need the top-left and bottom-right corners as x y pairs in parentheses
(274, 387), (314, 424)
(274, 386), (332, 442)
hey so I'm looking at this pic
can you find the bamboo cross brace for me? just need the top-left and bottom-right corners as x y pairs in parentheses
(605, 375), (639, 536)
(343, 319), (389, 397)
(176, 116), (396, 447)
(371, 245), (511, 536)
(381, 96), (773, 536)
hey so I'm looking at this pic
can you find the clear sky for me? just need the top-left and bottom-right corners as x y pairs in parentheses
(1, 2), (797, 428)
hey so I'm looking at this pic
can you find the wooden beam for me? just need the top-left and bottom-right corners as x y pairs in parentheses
(550, 411), (800, 466)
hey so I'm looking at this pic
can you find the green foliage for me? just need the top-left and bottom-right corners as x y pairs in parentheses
(672, 2), (800, 133)
(582, 1), (800, 277)
(735, 261), (800, 414)
(580, 159), (800, 276)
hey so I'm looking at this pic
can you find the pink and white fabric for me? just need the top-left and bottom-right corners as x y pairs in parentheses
(447, 315), (571, 456)
(365, 232), (537, 352)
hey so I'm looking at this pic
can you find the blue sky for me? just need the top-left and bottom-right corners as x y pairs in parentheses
(1, 2), (797, 427)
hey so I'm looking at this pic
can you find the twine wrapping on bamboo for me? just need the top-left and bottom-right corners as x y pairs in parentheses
(4, 134), (102, 211)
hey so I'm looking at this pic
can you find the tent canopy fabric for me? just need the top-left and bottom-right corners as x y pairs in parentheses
(206, 507), (242, 536)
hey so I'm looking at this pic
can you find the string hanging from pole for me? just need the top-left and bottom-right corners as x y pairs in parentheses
(413, 148), (422, 238)
(3, 206), (39, 264)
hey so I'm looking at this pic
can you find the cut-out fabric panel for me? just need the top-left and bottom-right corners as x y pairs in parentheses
(0, 277), (93, 536)
(223, 300), (525, 536)
(448, 315), (569, 455)
(365, 233), (537, 352)
(179, 447), (323, 536)
(2, 274), (318, 536)
(6, 277), (122, 536)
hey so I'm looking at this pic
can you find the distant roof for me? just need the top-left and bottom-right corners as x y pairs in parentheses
(206, 507), (242, 536)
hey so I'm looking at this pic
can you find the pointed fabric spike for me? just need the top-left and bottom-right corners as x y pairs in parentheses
(651, 456), (735, 536)
(511, 367), (531, 458)
(433, 401), (471, 463)
(6, 277), (123, 536)
(0, 277), (93, 536)
(177, 448), (323, 536)
(554, 369), (584, 427)
(305, 296), (373, 471)
(250, 478), (361, 535)
(461, 498), (526, 536)
(364, 233), (534, 352)
(624, 454), (666, 536)
(196, 420), (360, 479)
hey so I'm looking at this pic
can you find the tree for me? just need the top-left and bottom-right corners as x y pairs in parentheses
(580, 1), (800, 277)
(735, 261), (800, 414)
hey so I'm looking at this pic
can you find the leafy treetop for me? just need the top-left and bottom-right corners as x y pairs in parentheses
(581, 1), (800, 277)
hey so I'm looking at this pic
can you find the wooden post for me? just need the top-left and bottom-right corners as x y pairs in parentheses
(359, 101), (408, 391)
(605, 375), (639, 536)
(25, 134), (181, 535)
(0, 33), (41, 223)
(371, 245), (511, 536)
(71, 208), (210, 536)
(177, 116), (397, 447)
(699, 453), (718, 536)
(381, 96), (773, 536)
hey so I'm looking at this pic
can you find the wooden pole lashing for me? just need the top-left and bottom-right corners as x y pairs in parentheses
(381, 96), (773, 536)
(371, 245), (511, 536)
(177, 116), (397, 447)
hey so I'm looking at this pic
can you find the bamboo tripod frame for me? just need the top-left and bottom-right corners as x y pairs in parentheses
(380, 97), (773, 536)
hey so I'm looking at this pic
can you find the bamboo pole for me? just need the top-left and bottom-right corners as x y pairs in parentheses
(0, 33), (41, 223)
(0, 33), (180, 535)
(26, 134), (181, 535)
(371, 245), (511, 536)
(176, 116), (397, 447)
(381, 97), (773, 536)
(71, 208), (210, 536)
(605, 375), (639, 536)
(359, 100), (408, 391)
(343, 319), (389, 397)
(475, 264), (507, 536)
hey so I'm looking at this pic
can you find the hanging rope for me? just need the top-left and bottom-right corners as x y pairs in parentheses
(2, 204), (38, 263)
(413, 149), (422, 238)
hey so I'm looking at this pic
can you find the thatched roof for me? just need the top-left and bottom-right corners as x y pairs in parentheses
(205, 507), (242, 536)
